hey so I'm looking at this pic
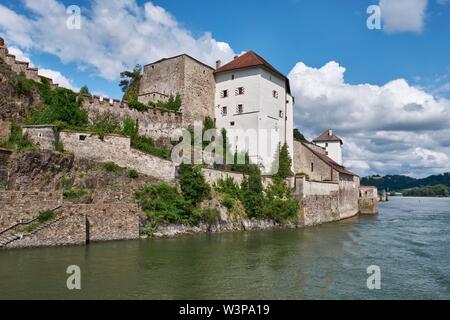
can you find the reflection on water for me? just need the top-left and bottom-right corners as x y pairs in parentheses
(1, 197), (449, 299)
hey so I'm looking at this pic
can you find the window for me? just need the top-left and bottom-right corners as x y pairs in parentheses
(231, 74), (235, 80)
(236, 87), (245, 95)
(273, 90), (279, 99)
(236, 104), (244, 114)
(325, 143), (329, 147)
(311, 162), (314, 172)
(230, 121), (235, 126)
(279, 110), (284, 118)
(221, 90), (228, 98)
(222, 106), (228, 116)
(79, 135), (87, 141)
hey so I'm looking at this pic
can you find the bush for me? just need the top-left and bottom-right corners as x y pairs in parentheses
(0, 121), (35, 153)
(55, 141), (65, 153)
(150, 94), (182, 111)
(128, 100), (148, 112)
(128, 169), (139, 179)
(60, 175), (72, 189)
(123, 117), (138, 137)
(131, 135), (170, 159)
(262, 178), (299, 222)
(240, 166), (264, 218)
(0, 179), (7, 189)
(178, 164), (211, 206)
(135, 183), (194, 224)
(90, 112), (121, 137)
(103, 162), (122, 173)
(63, 189), (90, 202)
(37, 210), (55, 223)
(193, 208), (220, 225)
(214, 177), (241, 200)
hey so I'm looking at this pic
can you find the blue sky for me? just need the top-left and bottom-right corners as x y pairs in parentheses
(1, 0), (450, 177)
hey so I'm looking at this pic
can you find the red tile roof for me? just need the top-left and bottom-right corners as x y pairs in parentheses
(313, 129), (343, 144)
(215, 51), (291, 94)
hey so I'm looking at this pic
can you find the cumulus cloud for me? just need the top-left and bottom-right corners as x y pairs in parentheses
(0, 0), (236, 80)
(288, 61), (450, 177)
(379, 0), (428, 34)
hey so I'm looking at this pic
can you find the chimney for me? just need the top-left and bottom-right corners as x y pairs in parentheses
(216, 60), (221, 69)
(328, 129), (333, 137)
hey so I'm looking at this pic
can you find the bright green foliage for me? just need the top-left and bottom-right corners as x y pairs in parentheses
(123, 117), (138, 137)
(150, 94), (182, 112)
(89, 112), (121, 138)
(275, 143), (294, 179)
(120, 64), (142, 102)
(240, 166), (265, 218)
(262, 178), (299, 222)
(63, 189), (89, 201)
(178, 164), (211, 206)
(12, 72), (38, 96)
(402, 184), (450, 197)
(293, 129), (306, 142)
(79, 86), (91, 97)
(128, 100), (148, 112)
(28, 84), (88, 129)
(135, 184), (194, 224)
(0, 121), (35, 153)
(192, 208), (221, 225)
(214, 177), (241, 200)
(37, 210), (55, 223)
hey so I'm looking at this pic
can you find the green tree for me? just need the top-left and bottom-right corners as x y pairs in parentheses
(263, 177), (299, 222)
(178, 164), (211, 206)
(293, 129), (306, 142)
(120, 64), (142, 102)
(240, 166), (264, 218)
(275, 143), (294, 179)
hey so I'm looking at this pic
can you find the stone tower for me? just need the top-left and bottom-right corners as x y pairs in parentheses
(313, 129), (343, 165)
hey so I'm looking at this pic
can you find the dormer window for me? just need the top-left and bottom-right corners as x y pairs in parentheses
(236, 104), (244, 114)
(273, 90), (279, 99)
(236, 87), (245, 95)
(221, 90), (228, 98)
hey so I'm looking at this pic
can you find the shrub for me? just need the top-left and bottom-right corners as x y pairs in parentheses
(123, 117), (138, 137)
(262, 178), (299, 223)
(192, 208), (220, 225)
(150, 94), (182, 111)
(240, 166), (264, 218)
(128, 100), (148, 112)
(37, 210), (55, 223)
(178, 164), (211, 206)
(214, 177), (241, 200)
(135, 183), (194, 224)
(0, 179), (7, 189)
(60, 175), (72, 189)
(131, 135), (170, 159)
(128, 169), (139, 179)
(221, 195), (235, 210)
(103, 162), (122, 173)
(55, 141), (65, 153)
(63, 189), (89, 202)
(0, 121), (35, 153)
(90, 112), (121, 137)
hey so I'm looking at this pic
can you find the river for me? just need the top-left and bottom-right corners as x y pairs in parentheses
(1, 197), (449, 300)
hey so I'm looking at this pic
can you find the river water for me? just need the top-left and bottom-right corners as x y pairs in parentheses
(1, 197), (449, 300)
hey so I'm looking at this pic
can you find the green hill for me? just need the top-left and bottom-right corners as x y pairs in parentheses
(361, 173), (450, 192)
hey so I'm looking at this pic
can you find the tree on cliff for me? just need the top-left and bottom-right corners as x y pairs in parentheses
(119, 64), (142, 102)
(274, 143), (294, 179)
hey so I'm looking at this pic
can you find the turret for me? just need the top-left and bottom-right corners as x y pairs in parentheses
(313, 129), (343, 165)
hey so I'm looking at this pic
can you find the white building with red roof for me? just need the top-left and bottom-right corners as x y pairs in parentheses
(313, 129), (343, 165)
(214, 51), (294, 173)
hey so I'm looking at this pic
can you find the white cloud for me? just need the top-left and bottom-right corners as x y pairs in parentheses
(0, 0), (236, 81)
(379, 0), (428, 34)
(288, 61), (450, 177)
(38, 68), (78, 91)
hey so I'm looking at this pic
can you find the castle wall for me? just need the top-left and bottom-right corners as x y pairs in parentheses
(139, 55), (215, 127)
(293, 141), (333, 181)
(83, 96), (182, 142)
(22, 126), (58, 151)
(59, 131), (176, 182)
(338, 174), (360, 219)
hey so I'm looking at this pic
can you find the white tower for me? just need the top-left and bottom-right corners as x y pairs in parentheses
(313, 129), (343, 165)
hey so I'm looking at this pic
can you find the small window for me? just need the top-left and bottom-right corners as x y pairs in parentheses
(236, 87), (245, 95)
(311, 162), (314, 172)
(230, 121), (235, 126)
(221, 90), (228, 98)
(273, 90), (279, 99)
(79, 135), (87, 141)
(237, 104), (244, 114)
(279, 110), (283, 118)
(222, 106), (228, 116)
(231, 74), (235, 80)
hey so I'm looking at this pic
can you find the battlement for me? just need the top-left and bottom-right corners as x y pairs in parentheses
(0, 37), (59, 88)
(81, 95), (183, 141)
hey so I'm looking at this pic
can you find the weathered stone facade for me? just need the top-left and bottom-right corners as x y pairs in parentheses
(139, 54), (216, 127)
(293, 141), (337, 181)
(0, 148), (12, 182)
(60, 131), (177, 182)
(22, 125), (58, 151)
(0, 120), (11, 141)
(82, 96), (183, 143)
(359, 186), (379, 215)
(0, 191), (63, 229)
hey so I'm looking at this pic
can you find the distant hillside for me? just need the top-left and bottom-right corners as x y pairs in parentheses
(402, 185), (450, 198)
(361, 173), (450, 192)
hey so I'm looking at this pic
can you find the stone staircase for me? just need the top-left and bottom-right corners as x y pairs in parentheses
(0, 205), (63, 249)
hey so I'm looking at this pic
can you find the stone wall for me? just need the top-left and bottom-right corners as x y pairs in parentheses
(359, 186), (379, 215)
(300, 194), (340, 227)
(0, 191), (63, 229)
(295, 177), (339, 196)
(82, 96), (182, 142)
(7, 212), (86, 249)
(0, 120), (11, 141)
(293, 140), (334, 181)
(60, 131), (176, 182)
(338, 175), (360, 219)
(201, 168), (279, 189)
(0, 37), (58, 87)
(139, 54), (215, 127)
(22, 125), (58, 151)
(0, 148), (12, 182)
